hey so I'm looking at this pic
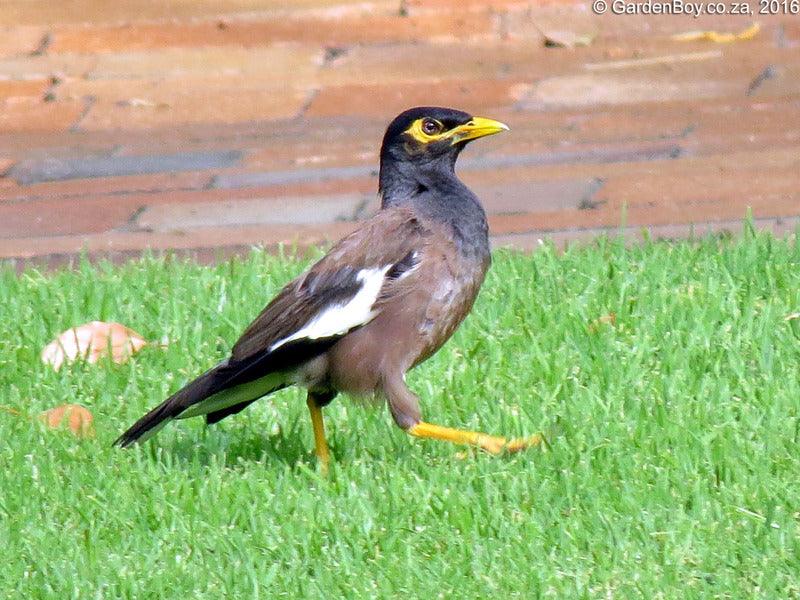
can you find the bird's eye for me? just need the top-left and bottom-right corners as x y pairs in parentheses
(421, 119), (442, 135)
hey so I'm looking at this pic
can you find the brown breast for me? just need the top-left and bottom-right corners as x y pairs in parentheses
(325, 222), (489, 397)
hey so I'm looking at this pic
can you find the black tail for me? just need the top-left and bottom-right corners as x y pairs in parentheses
(114, 337), (340, 448)
(114, 366), (223, 448)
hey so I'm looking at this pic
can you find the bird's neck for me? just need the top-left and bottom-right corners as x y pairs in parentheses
(378, 159), (490, 263)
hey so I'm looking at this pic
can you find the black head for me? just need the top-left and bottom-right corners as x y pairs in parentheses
(378, 107), (508, 202)
(380, 106), (508, 167)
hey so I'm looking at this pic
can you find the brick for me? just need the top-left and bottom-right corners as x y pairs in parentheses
(317, 42), (547, 87)
(134, 193), (372, 232)
(459, 141), (684, 175)
(746, 63), (800, 99)
(213, 165), (375, 189)
(87, 46), (321, 82)
(513, 39), (795, 107)
(472, 178), (604, 215)
(0, 55), (97, 79)
(597, 166), (800, 212)
(307, 79), (527, 118)
(79, 88), (310, 130)
(483, 100), (792, 161)
(490, 215), (800, 251)
(3, 184), (374, 228)
(0, 130), (133, 161)
(499, 4), (601, 46)
(522, 71), (746, 109)
(0, 158), (14, 175)
(487, 190), (800, 236)
(0, 26), (46, 58)
(0, 172), (212, 202)
(210, 174), (377, 198)
(783, 20), (800, 45)
(10, 151), (241, 184)
(460, 146), (800, 191)
(0, 222), (360, 261)
(59, 74), (313, 111)
(50, 13), (493, 54)
(0, 99), (84, 133)
(245, 141), (377, 171)
(0, 79), (50, 101)
(0, 196), (137, 238)
(241, 122), (382, 170)
(0, 0), (397, 26)
(406, 0), (531, 11)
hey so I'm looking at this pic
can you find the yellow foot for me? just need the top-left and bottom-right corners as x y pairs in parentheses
(475, 432), (543, 454)
(503, 433), (544, 453)
(409, 421), (544, 455)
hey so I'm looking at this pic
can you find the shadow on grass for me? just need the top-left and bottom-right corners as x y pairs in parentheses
(143, 418), (318, 472)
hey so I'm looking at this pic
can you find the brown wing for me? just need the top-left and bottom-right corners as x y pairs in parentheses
(230, 206), (430, 362)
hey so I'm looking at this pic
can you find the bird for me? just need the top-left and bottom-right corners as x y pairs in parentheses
(115, 106), (542, 471)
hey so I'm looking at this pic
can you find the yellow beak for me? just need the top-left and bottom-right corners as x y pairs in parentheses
(449, 116), (509, 144)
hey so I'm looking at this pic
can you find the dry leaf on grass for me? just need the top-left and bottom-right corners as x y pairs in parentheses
(38, 404), (95, 438)
(41, 321), (148, 370)
(671, 22), (760, 43)
(784, 312), (800, 321)
(588, 313), (617, 333)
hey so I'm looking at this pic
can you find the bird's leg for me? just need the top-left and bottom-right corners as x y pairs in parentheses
(385, 373), (541, 455)
(407, 421), (542, 455)
(306, 393), (330, 475)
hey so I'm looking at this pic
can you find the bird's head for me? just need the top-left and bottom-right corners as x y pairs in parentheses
(380, 107), (509, 171)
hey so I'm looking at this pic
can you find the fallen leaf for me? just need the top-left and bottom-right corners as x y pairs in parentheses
(785, 312), (800, 321)
(39, 404), (94, 438)
(671, 22), (760, 43)
(588, 313), (617, 332)
(41, 321), (148, 370)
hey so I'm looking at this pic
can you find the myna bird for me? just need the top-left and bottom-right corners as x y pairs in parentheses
(115, 107), (542, 470)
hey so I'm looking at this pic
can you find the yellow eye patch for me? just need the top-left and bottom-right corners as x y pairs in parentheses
(403, 116), (509, 148)
(404, 118), (446, 144)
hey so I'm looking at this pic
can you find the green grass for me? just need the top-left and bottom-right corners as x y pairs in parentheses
(2, 230), (799, 599)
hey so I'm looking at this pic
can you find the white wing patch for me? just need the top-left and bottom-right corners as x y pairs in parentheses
(269, 265), (392, 352)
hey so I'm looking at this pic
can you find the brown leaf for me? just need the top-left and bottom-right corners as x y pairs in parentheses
(588, 313), (617, 333)
(39, 404), (95, 438)
(41, 321), (148, 370)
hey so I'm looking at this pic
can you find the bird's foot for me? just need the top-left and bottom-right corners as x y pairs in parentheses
(503, 433), (544, 453)
(409, 422), (544, 455)
(475, 433), (543, 455)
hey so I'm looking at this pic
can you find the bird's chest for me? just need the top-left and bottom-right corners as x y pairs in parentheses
(412, 253), (488, 365)
(324, 244), (488, 394)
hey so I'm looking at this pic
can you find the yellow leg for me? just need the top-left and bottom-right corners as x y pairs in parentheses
(306, 396), (330, 475)
(408, 421), (542, 455)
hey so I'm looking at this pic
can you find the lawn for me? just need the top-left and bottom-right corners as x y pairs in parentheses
(1, 229), (799, 598)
